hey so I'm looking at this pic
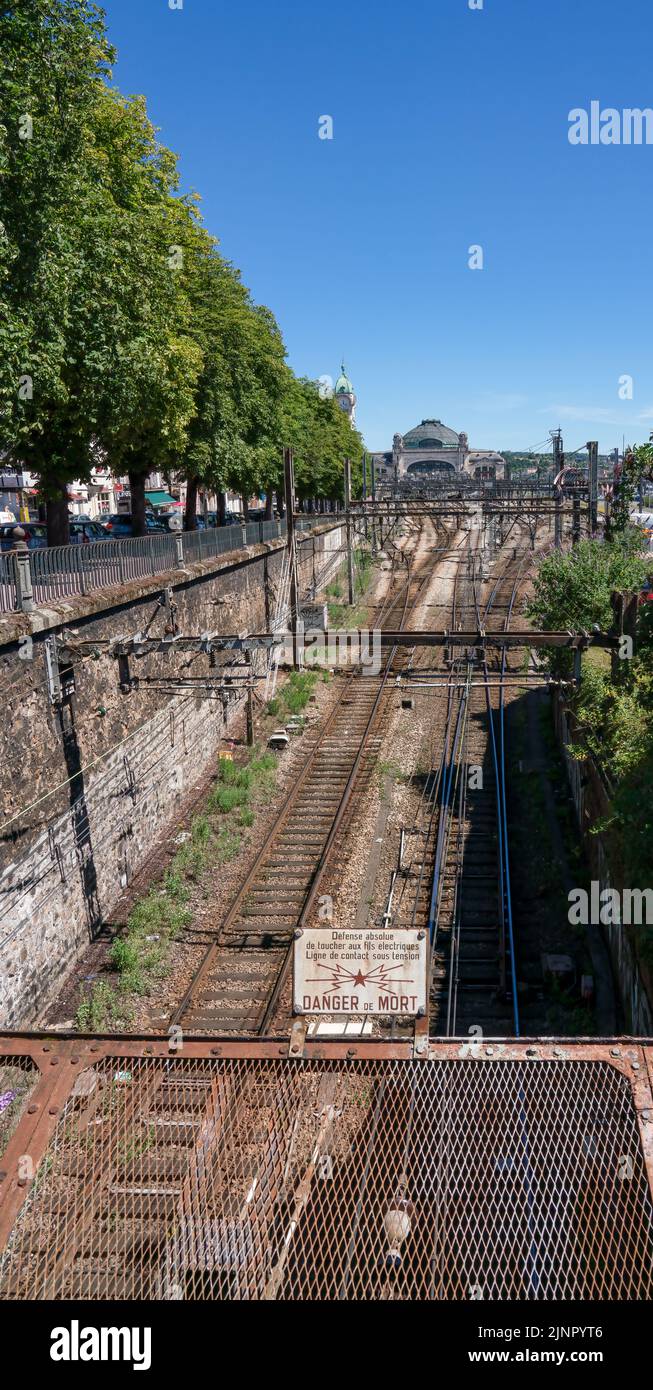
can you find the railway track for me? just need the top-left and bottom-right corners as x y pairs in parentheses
(172, 519), (444, 1035)
(348, 521), (533, 1037)
(430, 535), (531, 1035)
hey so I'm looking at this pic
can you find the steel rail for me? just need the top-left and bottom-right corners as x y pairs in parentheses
(473, 556), (524, 1035)
(257, 526), (437, 1033)
(170, 521), (433, 1035)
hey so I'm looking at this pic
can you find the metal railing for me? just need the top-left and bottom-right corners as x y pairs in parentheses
(0, 554), (16, 615)
(0, 513), (342, 614)
(29, 533), (180, 604)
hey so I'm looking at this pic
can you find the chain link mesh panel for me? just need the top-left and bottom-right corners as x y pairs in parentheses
(1, 1050), (652, 1300)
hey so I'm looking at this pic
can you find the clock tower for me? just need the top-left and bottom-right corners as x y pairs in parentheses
(334, 363), (357, 427)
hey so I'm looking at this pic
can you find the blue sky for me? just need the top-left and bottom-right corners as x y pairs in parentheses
(101, 0), (653, 455)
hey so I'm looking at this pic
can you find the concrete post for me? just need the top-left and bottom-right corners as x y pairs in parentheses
(13, 539), (34, 612)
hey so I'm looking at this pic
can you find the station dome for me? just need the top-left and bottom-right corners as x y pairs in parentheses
(402, 419), (460, 449)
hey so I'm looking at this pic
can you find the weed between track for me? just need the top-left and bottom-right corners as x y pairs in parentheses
(75, 744), (282, 1030)
(326, 549), (373, 628)
(265, 667), (322, 720)
(75, 585), (362, 1029)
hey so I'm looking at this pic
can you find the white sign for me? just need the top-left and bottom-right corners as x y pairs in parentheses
(293, 928), (427, 1016)
(300, 604), (328, 631)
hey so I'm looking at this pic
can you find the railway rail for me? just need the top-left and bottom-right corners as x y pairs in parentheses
(388, 527), (533, 1036)
(171, 519), (445, 1036)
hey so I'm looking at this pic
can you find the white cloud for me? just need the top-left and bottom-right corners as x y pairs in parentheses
(539, 404), (621, 424)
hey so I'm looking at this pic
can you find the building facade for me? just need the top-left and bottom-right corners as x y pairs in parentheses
(393, 419), (468, 478)
(370, 417), (505, 486)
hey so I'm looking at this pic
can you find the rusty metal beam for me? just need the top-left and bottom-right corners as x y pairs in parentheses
(59, 628), (620, 660)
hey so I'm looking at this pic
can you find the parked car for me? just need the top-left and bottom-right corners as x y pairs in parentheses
(0, 522), (48, 551)
(102, 513), (168, 536)
(69, 520), (112, 543)
(206, 510), (241, 527)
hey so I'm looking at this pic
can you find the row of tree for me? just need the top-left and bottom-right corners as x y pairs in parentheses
(0, 0), (365, 542)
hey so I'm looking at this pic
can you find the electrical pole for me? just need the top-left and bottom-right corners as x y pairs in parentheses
(344, 456), (354, 606)
(246, 679), (254, 746)
(284, 447), (301, 668)
(587, 440), (599, 535)
(554, 490), (563, 549)
(552, 428), (564, 549)
(370, 455), (378, 555)
(551, 427), (564, 477)
(362, 452), (368, 542)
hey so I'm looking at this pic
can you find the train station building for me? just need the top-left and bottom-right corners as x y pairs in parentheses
(393, 419), (469, 478)
(371, 419), (505, 485)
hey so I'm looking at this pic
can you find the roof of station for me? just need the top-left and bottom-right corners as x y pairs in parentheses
(402, 419), (460, 448)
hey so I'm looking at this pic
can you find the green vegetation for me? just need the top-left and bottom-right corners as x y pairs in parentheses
(75, 744), (279, 1029)
(266, 668), (320, 720)
(528, 532), (647, 654)
(0, 0), (367, 543)
(327, 549), (374, 627)
(545, 979), (596, 1037)
(528, 528), (653, 962)
(607, 442), (653, 538)
(377, 759), (404, 796)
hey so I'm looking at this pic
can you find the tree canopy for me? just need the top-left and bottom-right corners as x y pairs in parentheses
(0, 0), (365, 539)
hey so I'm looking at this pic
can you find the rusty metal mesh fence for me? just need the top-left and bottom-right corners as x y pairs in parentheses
(1, 1052), (652, 1300)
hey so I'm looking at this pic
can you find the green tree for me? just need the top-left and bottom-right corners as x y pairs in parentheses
(178, 231), (290, 527)
(0, 3), (202, 540)
(608, 442), (653, 536)
(528, 533), (647, 633)
(282, 377), (365, 509)
(0, 0), (116, 541)
(90, 88), (202, 534)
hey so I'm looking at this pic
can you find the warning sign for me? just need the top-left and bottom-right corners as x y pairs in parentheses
(293, 928), (427, 1016)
